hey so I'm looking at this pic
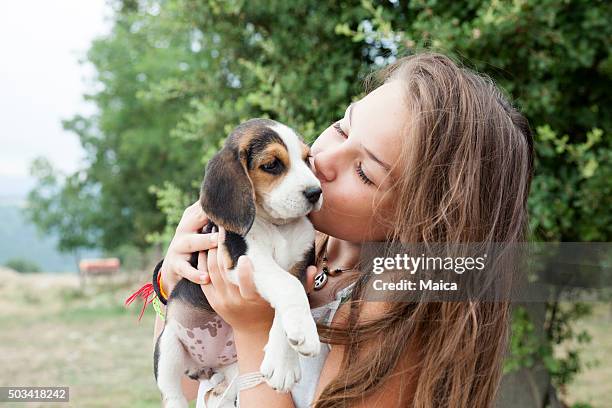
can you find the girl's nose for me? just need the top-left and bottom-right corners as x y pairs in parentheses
(312, 152), (335, 182)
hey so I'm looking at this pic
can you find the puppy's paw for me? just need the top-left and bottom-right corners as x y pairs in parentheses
(260, 348), (301, 392)
(281, 307), (321, 357)
(162, 395), (189, 408)
(185, 366), (213, 381)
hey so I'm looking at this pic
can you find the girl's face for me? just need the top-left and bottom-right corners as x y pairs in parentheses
(307, 82), (407, 242)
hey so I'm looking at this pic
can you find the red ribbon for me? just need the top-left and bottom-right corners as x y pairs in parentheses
(125, 282), (155, 322)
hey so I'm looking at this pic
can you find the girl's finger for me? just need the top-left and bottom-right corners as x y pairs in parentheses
(176, 259), (207, 284)
(305, 265), (318, 294)
(176, 201), (209, 233)
(197, 251), (210, 285)
(174, 232), (218, 253)
(236, 256), (260, 300)
(207, 246), (226, 292)
(216, 227), (244, 299)
(200, 278), (218, 307)
(216, 226), (231, 284)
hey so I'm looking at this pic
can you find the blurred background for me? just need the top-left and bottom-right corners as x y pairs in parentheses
(0, 1), (610, 407)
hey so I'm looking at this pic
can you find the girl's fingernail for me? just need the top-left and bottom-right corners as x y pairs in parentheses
(200, 274), (208, 283)
(209, 233), (218, 242)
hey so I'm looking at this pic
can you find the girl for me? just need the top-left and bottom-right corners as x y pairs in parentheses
(153, 51), (534, 407)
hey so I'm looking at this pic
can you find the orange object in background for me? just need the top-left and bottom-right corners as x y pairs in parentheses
(79, 258), (121, 275)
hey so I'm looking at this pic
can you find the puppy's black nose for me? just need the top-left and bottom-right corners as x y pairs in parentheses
(303, 186), (322, 204)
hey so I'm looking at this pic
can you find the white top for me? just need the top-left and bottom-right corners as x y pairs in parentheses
(291, 284), (353, 408)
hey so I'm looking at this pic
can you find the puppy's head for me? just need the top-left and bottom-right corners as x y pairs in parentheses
(200, 118), (322, 235)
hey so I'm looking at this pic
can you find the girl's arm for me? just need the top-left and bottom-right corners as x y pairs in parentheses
(153, 312), (200, 402)
(233, 328), (297, 408)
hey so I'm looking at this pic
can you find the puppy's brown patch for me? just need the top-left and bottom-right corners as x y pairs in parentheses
(249, 142), (289, 201)
(236, 126), (290, 203)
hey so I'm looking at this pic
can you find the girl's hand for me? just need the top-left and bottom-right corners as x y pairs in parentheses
(159, 200), (219, 293)
(199, 225), (318, 335)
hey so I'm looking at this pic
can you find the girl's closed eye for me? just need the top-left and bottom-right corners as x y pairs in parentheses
(332, 121), (375, 186)
(332, 121), (347, 138)
(355, 162), (374, 185)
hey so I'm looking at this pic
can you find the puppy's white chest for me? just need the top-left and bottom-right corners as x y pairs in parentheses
(271, 234), (292, 270)
(246, 218), (313, 271)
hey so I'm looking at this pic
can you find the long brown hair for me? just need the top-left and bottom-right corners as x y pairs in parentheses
(314, 51), (535, 407)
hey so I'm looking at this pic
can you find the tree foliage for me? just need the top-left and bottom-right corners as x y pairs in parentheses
(4, 258), (42, 273)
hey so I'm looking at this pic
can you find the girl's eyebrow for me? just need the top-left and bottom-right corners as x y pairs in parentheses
(363, 144), (391, 172)
(349, 101), (392, 172)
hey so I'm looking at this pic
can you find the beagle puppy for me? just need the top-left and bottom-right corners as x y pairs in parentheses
(154, 118), (323, 408)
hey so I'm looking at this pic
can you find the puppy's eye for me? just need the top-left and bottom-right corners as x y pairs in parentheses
(261, 159), (281, 172)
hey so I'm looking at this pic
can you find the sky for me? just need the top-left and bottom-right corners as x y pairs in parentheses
(0, 0), (110, 201)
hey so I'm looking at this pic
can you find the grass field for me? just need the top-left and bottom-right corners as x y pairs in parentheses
(561, 303), (612, 407)
(0, 268), (609, 407)
(0, 268), (169, 407)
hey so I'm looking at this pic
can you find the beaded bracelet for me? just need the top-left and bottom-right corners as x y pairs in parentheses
(152, 258), (168, 305)
(213, 372), (265, 407)
(235, 372), (265, 390)
(151, 296), (166, 321)
(157, 269), (169, 300)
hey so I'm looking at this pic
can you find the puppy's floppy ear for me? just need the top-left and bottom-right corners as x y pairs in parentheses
(200, 144), (256, 236)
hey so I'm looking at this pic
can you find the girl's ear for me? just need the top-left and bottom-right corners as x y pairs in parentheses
(200, 145), (256, 236)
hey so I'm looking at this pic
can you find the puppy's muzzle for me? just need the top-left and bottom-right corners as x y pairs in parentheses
(303, 186), (322, 204)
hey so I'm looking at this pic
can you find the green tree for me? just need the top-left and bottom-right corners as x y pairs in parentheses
(25, 157), (99, 253)
(4, 258), (41, 273)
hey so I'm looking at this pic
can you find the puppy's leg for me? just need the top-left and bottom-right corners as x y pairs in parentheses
(260, 311), (301, 391)
(156, 324), (190, 408)
(249, 257), (321, 357)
